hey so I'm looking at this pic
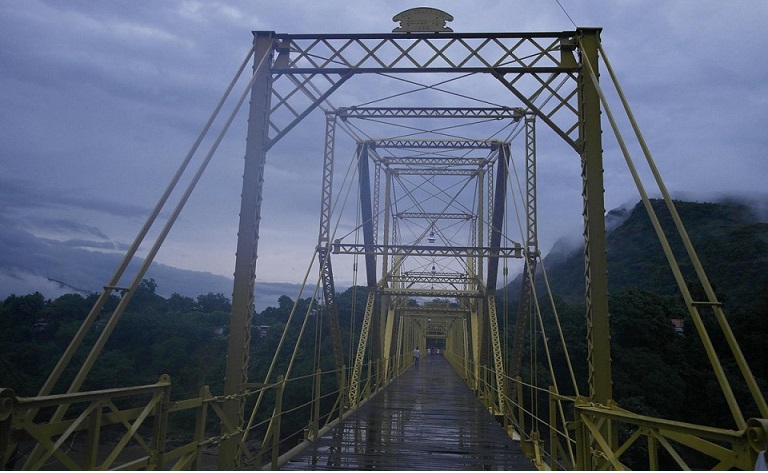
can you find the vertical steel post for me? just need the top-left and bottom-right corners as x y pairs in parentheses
(579, 27), (611, 404)
(150, 376), (170, 470)
(193, 386), (211, 471)
(578, 27), (614, 464)
(311, 368), (321, 439)
(510, 115), (537, 387)
(317, 112), (346, 375)
(358, 142), (378, 288)
(83, 404), (102, 469)
(380, 167), (393, 384)
(271, 375), (285, 470)
(220, 30), (274, 469)
(486, 143), (508, 291)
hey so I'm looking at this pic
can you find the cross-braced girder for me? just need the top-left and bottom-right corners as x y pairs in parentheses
(396, 212), (474, 220)
(402, 307), (470, 316)
(382, 157), (488, 166)
(272, 32), (572, 73)
(338, 106), (525, 120)
(370, 138), (500, 149)
(392, 271), (473, 285)
(266, 32), (582, 151)
(381, 287), (483, 298)
(332, 243), (523, 258)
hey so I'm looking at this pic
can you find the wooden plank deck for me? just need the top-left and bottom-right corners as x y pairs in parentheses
(282, 355), (533, 470)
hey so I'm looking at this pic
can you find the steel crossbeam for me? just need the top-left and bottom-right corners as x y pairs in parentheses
(381, 287), (484, 299)
(392, 271), (472, 284)
(391, 169), (482, 176)
(338, 107), (525, 120)
(396, 212), (474, 220)
(381, 157), (488, 166)
(401, 307), (470, 315)
(265, 31), (582, 156)
(333, 242), (523, 258)
(271, 32), (573, 74)
(369, 138), (500, 149)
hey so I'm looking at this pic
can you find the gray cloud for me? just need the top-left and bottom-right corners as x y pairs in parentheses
(0, 216), (309, 310)
(1, 0), (766, 292)
(0, 176), (149, 220)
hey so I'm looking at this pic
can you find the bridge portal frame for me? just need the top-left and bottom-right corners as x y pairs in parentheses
(224, 28), (612, 469)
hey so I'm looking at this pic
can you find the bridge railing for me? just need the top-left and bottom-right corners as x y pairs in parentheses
(442, 351), (766, 470)
(444, 351), (576, 469)
(570, 404), (766, 470)
(0, 375), (172, 470)
(0, 355), (408, 470)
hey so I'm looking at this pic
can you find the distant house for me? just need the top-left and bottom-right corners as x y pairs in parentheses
(257, 325), (270, 338)
(671, 318), (684, 335)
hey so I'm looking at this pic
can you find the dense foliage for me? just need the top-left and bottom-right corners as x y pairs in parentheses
(0, 280), (232, 398)
(0, 282), (374, 397)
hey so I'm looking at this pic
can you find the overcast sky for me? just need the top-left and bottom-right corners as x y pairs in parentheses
(1, 0), (767, 298)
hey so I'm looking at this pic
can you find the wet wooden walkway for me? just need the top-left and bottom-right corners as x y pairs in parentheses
(282, 355), (533, 470)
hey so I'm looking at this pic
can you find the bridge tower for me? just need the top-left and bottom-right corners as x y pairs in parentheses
(219, 25), (615, 469)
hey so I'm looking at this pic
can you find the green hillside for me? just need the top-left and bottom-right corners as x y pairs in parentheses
(538, 199), (768, 313)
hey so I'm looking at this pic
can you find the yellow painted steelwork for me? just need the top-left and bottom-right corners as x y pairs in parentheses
(349, 290), (376, 407)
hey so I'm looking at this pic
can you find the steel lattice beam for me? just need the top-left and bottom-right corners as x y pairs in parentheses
(370, 138), (500, 149)
(349, 289), (376, 406)
(402, 307), (470, 316)
(392, 272), (473, 285)
(338, 106), (525, 120)
(396, 212), (474, 220)
(381, 157), (488, 166)
(265, 32), (582, 153)
(381, 287), (483, 298)
(272, 32), (573, 74)
(391, 169), (482, 176)
(316, 112), (346, 375)
(333, 242), (523, 258)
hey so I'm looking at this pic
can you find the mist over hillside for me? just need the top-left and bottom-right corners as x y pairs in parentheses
(3, 194), (765, 313)
(505, 197), (768, 313)
(0, 223), (314, 311)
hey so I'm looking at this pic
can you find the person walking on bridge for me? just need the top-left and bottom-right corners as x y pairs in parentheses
(413, 347), (421, 367)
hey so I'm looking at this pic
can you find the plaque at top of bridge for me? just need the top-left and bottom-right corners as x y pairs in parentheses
(392, 7), (453, 33)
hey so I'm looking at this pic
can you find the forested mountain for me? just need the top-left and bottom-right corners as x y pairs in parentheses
(528, 199), (768, 313)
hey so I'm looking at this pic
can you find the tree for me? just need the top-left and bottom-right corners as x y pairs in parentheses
(197, 292), (231, 313)
(168, 293), (197, 313)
